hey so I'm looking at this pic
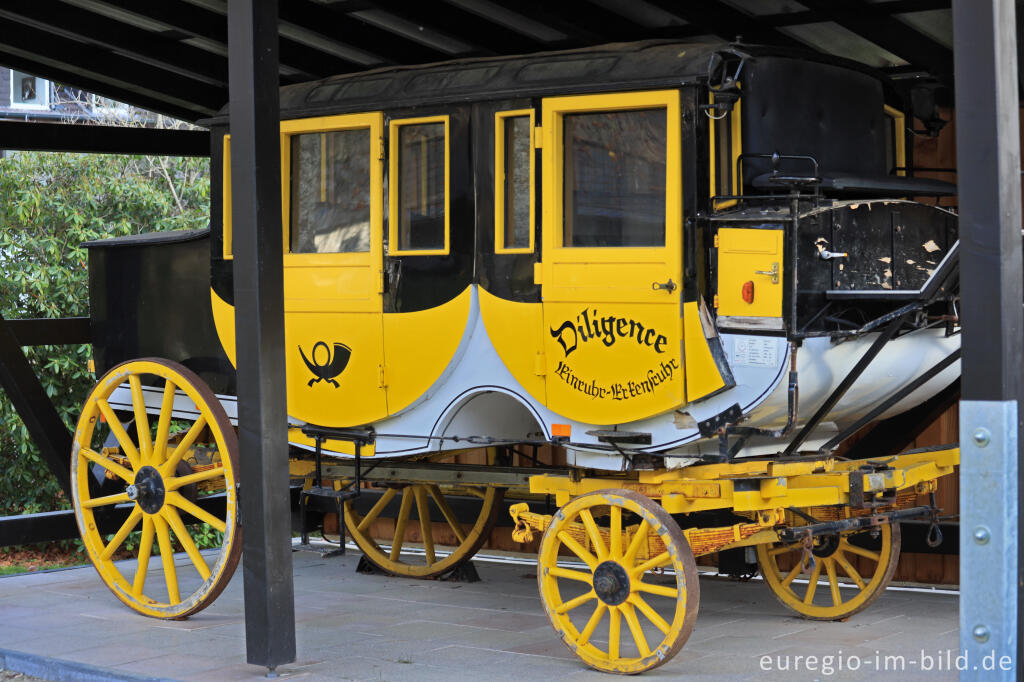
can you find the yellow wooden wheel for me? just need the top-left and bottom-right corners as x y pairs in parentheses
(537, 489), (699, 674)
(756, 518), (900, 621)
(344, 484), (503, 578)
(71, 358), (240, 619)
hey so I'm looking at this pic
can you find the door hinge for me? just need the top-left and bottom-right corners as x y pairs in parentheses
(377, 269), (385, 294)
(713, 232), (720, 248)
(378, 364), (387, 388)
(533, 262), (543, 285)
(534, 352), (546, 376)
(713, 294), (720, 308)
(378, 136), (385, 161)
(534, 126), (543, 149)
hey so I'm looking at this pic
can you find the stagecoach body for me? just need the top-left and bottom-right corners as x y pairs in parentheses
(75, 40), (962, 673)
(89, 41), (959, 466)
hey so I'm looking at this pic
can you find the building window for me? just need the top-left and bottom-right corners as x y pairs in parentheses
(10, 71), (50, 110)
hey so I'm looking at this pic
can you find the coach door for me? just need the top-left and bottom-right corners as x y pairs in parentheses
(280, 113), (388, 427)
(538, 91), (686, 425)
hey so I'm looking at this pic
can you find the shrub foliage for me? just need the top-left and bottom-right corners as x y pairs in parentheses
(0, 151), (209, 515)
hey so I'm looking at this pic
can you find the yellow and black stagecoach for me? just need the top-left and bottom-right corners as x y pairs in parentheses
(74, 41), (960, 673)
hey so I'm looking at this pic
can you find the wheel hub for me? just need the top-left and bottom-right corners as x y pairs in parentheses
(131, 466), (165, 514)
(811, 533), (840, 558)
(592, 560), (630, 605)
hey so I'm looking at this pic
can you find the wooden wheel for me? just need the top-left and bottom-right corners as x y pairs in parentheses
(344, 483), (503, 578)
(71, 358), (240, 619)
(756, 518), (900, 621)
(537, 489), (699, 674)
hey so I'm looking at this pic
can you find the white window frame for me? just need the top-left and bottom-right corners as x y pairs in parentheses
(9, 71), (51, 110)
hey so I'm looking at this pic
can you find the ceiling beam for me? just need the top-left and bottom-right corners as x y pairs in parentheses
(0, 0), (228, 87)
(760, 0), (951, 28)
(80, 0), (365, 80)
(795, 0), (953, 78)
(0, 18), (225, 113)
(0, 121), (209, 155)
(641, 0), (803, 46)
(0, 48), (208, 121)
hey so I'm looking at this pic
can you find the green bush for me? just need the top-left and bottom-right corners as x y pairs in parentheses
(0, 151), (209, 516)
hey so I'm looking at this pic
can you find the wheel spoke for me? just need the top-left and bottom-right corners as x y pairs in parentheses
(549, 565), (593, 584)
(635, 581), (678, 598)
(558, 531), (599, 570)
(162, 506), (211, 581)
(633, 551), (671, 577)
(824, 558), (842, 606)
(621, 601), (651, 658)
(841, 539), (880, 562)
(129, 375), (153, 465)
(413, 486), (435, 565)
(427, 485), (467, 544)
(165, 491), (227, 533)
(153, 514), (180, 604)
(769, 542), (804, 557)
(624, 520), (650, 564)
(79, 447), (134, 483)
(165, 465), (225, 491)
(628, 593), (670, 635)
(152, 380), (177, 466)
(579, 510), (607, 562)
(781, 559), (804, 587)
(578, 602), (607, 646)
(389, 488), (414, 561)
(132, 516), (154, 596)
(160, 415), (207, 477)
(97, 399), (141, 471)
(81, 491), (131, 509)
(834, 552), (866, 589)
(357, 487), (397, 533)
(608, 606), (621, 661)
(609, 506), (622, 559)
(555, 589), (596, 614)
(99, 506), (142, 560)
(803, 559), (823, 604)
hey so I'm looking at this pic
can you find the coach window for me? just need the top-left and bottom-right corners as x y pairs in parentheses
(288, 127), (372, 253)
(563, 108), (667, 247)
(389, 116), (449, 255)
(495, 110), (534, 253)
(883, 104), (907, 177)
(709, 93), (741, 210)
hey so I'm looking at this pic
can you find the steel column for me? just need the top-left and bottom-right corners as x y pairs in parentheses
(227, 0), (296, 671)
(953, 0), (1023, 677)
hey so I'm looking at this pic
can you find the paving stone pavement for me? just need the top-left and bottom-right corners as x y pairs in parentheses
(0, 549), (960, 681)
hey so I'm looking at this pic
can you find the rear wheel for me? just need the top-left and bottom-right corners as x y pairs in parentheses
(344, 483), (503, 578)
(71, 358), (240, 619)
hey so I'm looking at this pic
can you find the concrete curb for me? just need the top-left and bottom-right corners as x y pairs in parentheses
(0, 648), (177, 682)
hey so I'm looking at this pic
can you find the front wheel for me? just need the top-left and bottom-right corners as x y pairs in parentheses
(71, 358), (241, 619)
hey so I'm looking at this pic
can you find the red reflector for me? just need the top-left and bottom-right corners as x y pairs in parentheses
(742, 280), (755, 303)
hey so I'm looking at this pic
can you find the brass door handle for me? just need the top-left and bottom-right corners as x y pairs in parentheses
(754, 262), (780, 284)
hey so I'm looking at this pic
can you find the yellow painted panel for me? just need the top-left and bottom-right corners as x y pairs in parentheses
(284, 311), (387, 426)
(383, 287), (472, 415)
(211, 288), (236, 367)
(683, 301), (725, 401)
(717, 228), (784, 317)
(478, 288), (546, 405)
(542, 301), (683, 425)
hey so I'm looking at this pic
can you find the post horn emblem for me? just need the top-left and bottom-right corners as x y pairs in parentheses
(298, 341), (351, 388)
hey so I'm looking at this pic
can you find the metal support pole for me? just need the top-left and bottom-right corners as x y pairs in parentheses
(227, 0), (296, 672)
(953, 0), (1023, 677)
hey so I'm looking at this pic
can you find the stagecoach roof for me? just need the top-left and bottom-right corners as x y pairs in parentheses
(0, 1), (958, 125)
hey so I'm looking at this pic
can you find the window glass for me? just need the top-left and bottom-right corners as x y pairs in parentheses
(396, 122), (446, 251)
(289, 128), (371, 253)
(503, 116), (532, 249)
(715, 109), (734, 197)
(563, 108), (666, 247)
